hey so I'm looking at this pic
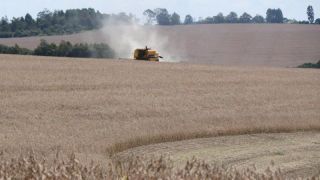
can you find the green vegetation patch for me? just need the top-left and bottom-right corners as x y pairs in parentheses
(0, 40), (116, 59)
(298, 60), (320, 69)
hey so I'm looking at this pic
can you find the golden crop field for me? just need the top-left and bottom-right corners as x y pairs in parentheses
(0, 54), (319, 151)
(0, 54), (319, 178)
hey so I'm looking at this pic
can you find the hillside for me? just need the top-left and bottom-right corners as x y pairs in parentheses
(117, 132), (320, 178)
(0, 24), (320, 67)
(0, 54), (319, 177)
(1, 54), (319, 153)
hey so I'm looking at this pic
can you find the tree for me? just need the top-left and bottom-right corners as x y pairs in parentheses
(34, 39), (57, 56)
(57, 40), (73, 56)
(90, 43), (115, 58)
(0, 8), (112, 37)
(10, 17), (26, 32)
(70, 43), (91, 57)
(225, 12), (238, 23)
(252, 15), (265, 23)
(0, 17), (10, 32)
(266, 9), (272, 23)
(143, 9), (156, 25)
(307, 5), (314, 24)
(239, 12), (252, 23)
(283, 18), (298, 24)
(214, 13), (224, 23)
(204, 17), (214, 24)
(315, 18), (320, 24)
(184, 15), (193, 24)
(276, 9), (284, 23)
(25, 13), (35, 28)
(113, 12), (135, 24)
(37, 9), (53, 30)
(298, 20), (310, 24)
(25, 14), (34, 25)
(170, 12), (181, 25)
(155, 8), (170, 25)
(266, 8), (283, 23)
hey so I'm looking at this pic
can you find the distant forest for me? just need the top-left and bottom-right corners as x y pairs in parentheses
(0, 6), (319, 38)
(144, 7), (320, 25)
(0, 8), (137, 38)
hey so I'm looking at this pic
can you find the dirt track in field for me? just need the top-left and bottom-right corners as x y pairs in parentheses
(0, 24), (320, 67)
(117, 132), (320, 178)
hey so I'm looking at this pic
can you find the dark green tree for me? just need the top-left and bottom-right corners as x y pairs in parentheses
(170, 12), (181, 25)
(25, 13), (35, 28)
(34, 39), (57, 56)
(0, 17), (12, 38)
(307, 5), (314, 24)
(0, 40), (115, 58)
(225, 12), (238, 23)
(0, 17), (10, 31)
(239, 12), (252, 23)
(214, 13), (225, 23)
(57, 41), (73, 56)
(155, 8), (170, 25)
(184, 15), (193, 24)
(10, 17), (26, 32)
(69, 43), (91, 57)
(90, 43), (116, 58)
(0, 44), (32, 55)
(266, 8), (283, 23)
(0, 8), (112, 37)
(203, 17), (214, 24)
(37, 9), (53, 30)
(276, 9), (284, 23)
(143, 9), (156, 25)
(252, 15), (265, 23)
(298, 20), (310, 24)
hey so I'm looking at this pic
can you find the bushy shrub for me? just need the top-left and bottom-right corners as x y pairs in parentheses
(34, 40), (58, 56)
(0, 44), (32, 55)
(90, 43), (116, 58)
(0, 32), (13, 38)
(0, 40), (116, 59)
(298, 20), (310, 24)
(298, 60), (320, 68)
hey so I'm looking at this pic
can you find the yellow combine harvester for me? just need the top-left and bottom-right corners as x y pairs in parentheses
(134, 46), (163, 62)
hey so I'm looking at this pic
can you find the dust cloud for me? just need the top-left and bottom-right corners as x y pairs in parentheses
(100, 20), (179, 62)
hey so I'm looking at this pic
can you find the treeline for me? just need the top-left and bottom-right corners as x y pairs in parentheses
(0, 6), (319, 38)
(0, 8), (136, 38)
(144, 6), (320, 25)
(0, 40), (116, 58)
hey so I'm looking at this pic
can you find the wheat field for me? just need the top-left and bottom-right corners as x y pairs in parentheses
(0, 53), (319, 160)
(1, 24), (320, 67)
(116, 132), (320, 178)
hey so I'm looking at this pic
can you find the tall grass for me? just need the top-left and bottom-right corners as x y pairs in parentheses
(2, 153), (318, 179)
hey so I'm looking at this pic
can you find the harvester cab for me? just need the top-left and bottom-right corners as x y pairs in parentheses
(134, 46), (163, 62)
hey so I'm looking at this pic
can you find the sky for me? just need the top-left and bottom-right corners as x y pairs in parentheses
(1, 0), (319, 21)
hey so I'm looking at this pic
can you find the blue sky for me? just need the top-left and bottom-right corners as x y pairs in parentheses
(1, 0), (319, 21)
